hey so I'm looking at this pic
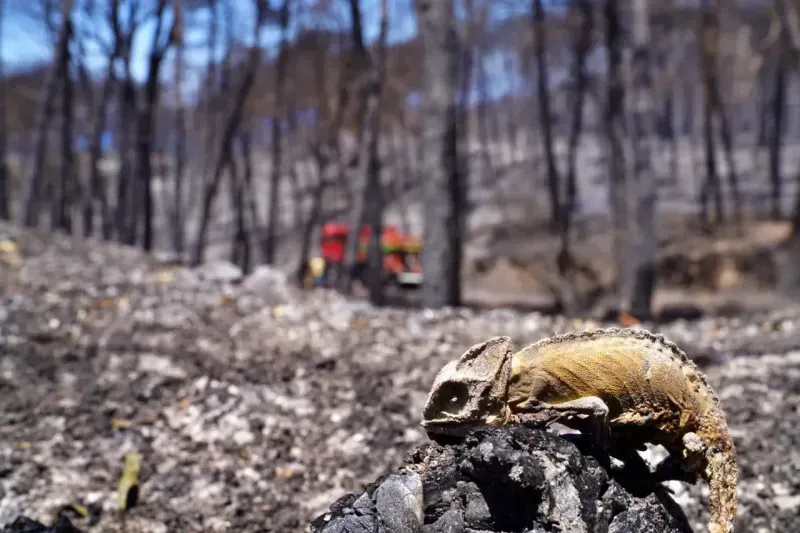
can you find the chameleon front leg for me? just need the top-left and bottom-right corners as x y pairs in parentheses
(514, 396), (611, 452)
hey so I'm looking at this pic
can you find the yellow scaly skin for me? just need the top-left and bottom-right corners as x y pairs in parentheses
(422, 328), (738, 533)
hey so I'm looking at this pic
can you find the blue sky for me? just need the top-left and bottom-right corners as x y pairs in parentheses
(0, 0), (544, 104)
(1, 0), (419, 79)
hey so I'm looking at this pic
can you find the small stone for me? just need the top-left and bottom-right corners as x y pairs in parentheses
(374, 474), (424, 533)
(193, 260), (243, 283)
(232, 429), (255, 446)
(138, 353), (187, 380)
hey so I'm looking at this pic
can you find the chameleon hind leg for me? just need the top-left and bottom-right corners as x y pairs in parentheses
(649, 431), (706, 484)
(514, 396), (611, 452)
(652, 455), (700, 484)
(514, 398), (691, 491)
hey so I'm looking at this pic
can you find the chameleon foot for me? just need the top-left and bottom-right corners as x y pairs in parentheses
(516, 396), (611, 452)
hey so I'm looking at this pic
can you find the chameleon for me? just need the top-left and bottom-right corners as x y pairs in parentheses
(421, 327), (738, 533)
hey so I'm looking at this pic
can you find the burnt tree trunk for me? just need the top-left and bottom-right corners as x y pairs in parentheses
(228, 151), (250, 272)
(714, 97), (741, 227)
(0, 0), (7, 221)
(769, 43), (786, 220)
(138, 0), (173, 251)
(201, 0), (219, 176)
(114, 4), (140, 245)
(501, 55), (520, 163)
(708, 0), (741, 227)
(559, 0), (593, 279)
(115, 76), (138, 244)
(294, 22), (356, 286)
(283, 103), (301, 229)
(263, 0), (291, 265)
(339, 0), (389, 301)
(699, 5), (723, 227)
(700, 91), (721, 226)
(605, 0), (628, 295)
(239, 130), (262, 260)
(191, 2), (269, 265)
(339, 0), (372, 293)
(456, 0), (474, 163)
(171, 0), (186, 254)
(625, 0), (658, 319)
(533, 0), (561, 233)
(79, 13), (119, 239)
(362, 0), (389, 306)
(54, 5), (74, 233)
(415, 0), (464, 308)
(475, 51), (494, 182)
(776, 0), (800, 233)
(21, 0), (74, 228)
(297, 154), (331, 286)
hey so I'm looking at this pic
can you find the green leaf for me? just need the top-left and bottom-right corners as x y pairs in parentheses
(117, 451), (142, 512)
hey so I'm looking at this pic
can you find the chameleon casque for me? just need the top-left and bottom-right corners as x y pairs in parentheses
(421, 327), (738, 533)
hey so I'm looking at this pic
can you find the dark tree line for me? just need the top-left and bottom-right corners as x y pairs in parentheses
(2, 0), (800, 315)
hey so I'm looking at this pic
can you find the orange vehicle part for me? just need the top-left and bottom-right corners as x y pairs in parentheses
(320, 223), (419, 266)
(382, 253), (405, 273)
(313, 222), (423, 288)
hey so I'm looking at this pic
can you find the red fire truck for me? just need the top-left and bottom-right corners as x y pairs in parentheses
(304, 222), (423, 289)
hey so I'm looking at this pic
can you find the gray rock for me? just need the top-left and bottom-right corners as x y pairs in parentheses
(375, 474), (424, 533)
(311, 426), (693, 533)
(309, 473), (424, 533)
(422, 507), (464, 533)
(2, 515), (82, 532)
(238, 265), (291, 303)
(192, 260), (243, 283)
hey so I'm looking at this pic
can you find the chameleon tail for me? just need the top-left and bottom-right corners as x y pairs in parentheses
(699, 426), (738, 533)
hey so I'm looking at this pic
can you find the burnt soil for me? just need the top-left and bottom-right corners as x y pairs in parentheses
(1, 222), (800, 532)
(311, 426), (695, 533)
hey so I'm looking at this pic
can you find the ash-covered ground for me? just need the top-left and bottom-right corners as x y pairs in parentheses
(1, 223), (800, 533)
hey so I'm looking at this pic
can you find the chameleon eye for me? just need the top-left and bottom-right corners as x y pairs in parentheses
(431, 382), (470, 414)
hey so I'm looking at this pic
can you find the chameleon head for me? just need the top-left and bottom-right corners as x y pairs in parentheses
(421, 336), (513, 436)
